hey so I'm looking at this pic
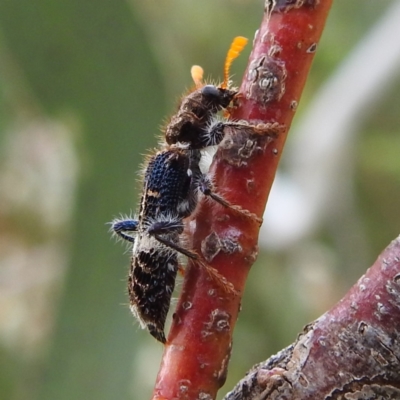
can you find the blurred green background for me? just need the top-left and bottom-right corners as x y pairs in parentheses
(0, 0), (399, 399)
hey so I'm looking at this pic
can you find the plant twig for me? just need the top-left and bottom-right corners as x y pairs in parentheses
(224, 236), (400, 399)
(152, 1), (333, 399)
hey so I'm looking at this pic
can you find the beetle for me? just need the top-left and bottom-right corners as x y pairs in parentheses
(111, 37), (248, 343)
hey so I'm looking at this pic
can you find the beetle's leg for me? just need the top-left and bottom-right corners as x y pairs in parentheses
(111, 218), (138, 243)
(197, 174), (263, 225)
(152, 233), (238, 295)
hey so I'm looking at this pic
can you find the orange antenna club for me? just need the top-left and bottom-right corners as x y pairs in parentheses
(222, 36), (248, 89)
(191, 65), (204, 89)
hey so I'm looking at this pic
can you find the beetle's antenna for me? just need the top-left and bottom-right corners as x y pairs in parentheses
(191, 65), (204, 89)
(221, 36), (248, 89)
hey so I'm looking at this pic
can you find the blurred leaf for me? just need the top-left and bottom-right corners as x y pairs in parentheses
(0, 1), (165, 400)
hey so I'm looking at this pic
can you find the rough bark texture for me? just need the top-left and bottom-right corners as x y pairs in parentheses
(152, 1), (333, 399)
(224, 236), (400, 400)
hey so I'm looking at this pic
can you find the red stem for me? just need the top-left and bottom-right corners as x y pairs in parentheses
(152, 1), (333, 399)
